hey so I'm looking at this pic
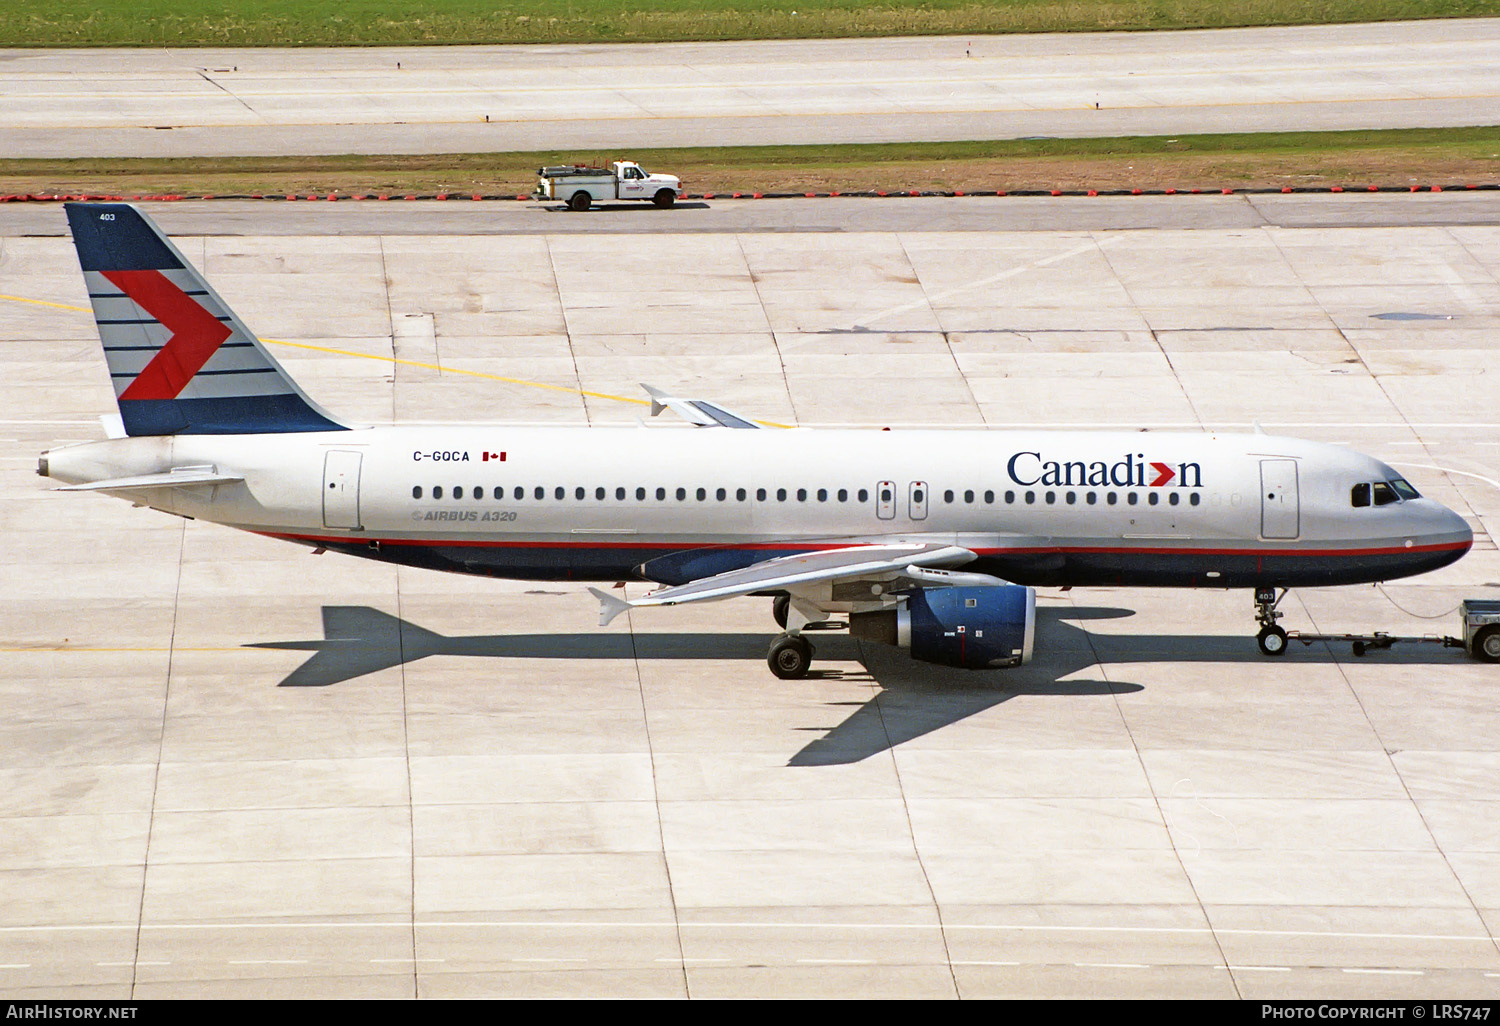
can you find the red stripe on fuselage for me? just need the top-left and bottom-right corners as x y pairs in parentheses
(105, 270), (233, 401)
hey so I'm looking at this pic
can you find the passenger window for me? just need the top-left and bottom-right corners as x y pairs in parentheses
(576, 487), (585, 500)
(838, 489), (847, 502)
(1169, 492), (1180, 506)
(1190, 494), (1201, 506)
(434, 486), (443, 499)
(475, 487), (484, 501)
(1372, 482), (1398, 506)
(1044, 491), (1055, 504)
(858, 489), (869, 503)
(944, 490), (954, 503)
(964, 490), (974, 503)
(412, 486), (423, 499)
(736, 488), (746, 501)
(554, 487), (564, 500)
(797, 488), (807, 502)
(983, 490), (993, 504)
(656, 487), (666, 501)
(817, 488), (827, 502)
(514, 486), (523, 500)
(534, 486), (544, 500)
(1024, 491), (1035, 504)
(1351, 483), (1370, 508)
(1086, 492), (1096, 505)
(1005, 490), (1015, 504)
(454, 486), (463, 499)
(758, 488), (767, 501)
(777, 488), (787, 501)
(1148, 492), (1158, 505)
(616, 487), (626, 500)
(1127, 492), (1138, 506)
(1065, 491), (1076, 504)
(595, 487), (605, 500)
(1107, 493), (1117, 505)
(636, 487), (646, 500)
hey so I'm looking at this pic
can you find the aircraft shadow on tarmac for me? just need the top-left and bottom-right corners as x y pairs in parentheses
(247, 604), (1467, 765)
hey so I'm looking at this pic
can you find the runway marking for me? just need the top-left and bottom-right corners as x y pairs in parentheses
(1387, 462), (1500, 493)
(855, 236), (1122, 329)
(1076, 962), (1149, 969)
(1342, 968), (1426, 975)
(1227, 965), (1292, 972)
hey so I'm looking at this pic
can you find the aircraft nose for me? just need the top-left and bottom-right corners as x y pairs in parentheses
(1419, 499), (1473, 550)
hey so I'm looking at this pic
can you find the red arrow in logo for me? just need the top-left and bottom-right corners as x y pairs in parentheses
(1149, 462), (1176, 487)
(106, 270), (233, 401)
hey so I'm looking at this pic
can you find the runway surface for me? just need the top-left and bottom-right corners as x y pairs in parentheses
(2, 18), (1498, 158)
(4, 196), (1500, 998)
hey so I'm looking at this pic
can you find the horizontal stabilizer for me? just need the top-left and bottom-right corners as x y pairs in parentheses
(589, 587), (634, 627)
(57, 467), (243, 492)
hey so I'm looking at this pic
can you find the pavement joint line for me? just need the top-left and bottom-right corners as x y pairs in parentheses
(1, 922), (1495, 944)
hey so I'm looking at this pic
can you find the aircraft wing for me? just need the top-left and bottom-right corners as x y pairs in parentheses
(641, 383), (761, 429)
(590, 542), (989, 625)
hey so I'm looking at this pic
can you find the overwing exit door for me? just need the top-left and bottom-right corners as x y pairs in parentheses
(323, 450), (363, 530)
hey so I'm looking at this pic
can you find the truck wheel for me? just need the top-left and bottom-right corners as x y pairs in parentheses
(568, 191), (592, 212)
(653, 189), (676, 209)
(1474, 625), (1500, 662)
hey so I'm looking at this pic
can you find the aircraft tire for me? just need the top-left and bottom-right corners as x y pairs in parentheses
(569, 191), (592, 211)
(1256, 625), (1289, 656)
(653, 189), (676, 208)
(768, 634), (813, 679)
(772, 594), (790, 629)
(1473, 625), (1500, 663)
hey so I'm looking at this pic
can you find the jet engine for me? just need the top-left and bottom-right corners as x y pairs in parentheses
(849, 585), (1036, 669)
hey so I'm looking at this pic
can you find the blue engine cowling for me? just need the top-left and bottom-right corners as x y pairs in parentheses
(851, 585), (1036, 669)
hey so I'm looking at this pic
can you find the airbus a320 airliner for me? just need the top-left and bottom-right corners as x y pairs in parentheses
(38, 203), (1474, 678)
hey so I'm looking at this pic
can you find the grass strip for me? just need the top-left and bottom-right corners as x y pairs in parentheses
(4, 1), (1500, 47)
(2, 128), (1498, 197)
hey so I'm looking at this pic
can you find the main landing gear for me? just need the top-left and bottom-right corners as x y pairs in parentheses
(768, 634), (814, 679)
(767, 594), (844, 679)
(1254, 586), (1289, 656)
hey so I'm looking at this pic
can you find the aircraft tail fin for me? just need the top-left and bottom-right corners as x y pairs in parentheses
(64, 202), (345, 436)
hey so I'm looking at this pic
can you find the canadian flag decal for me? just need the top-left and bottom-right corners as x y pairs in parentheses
(482, 451), (506, 462)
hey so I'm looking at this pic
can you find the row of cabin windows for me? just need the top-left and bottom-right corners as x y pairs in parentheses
(412, 485), (873, 503)
(411, 484), (1200, 507)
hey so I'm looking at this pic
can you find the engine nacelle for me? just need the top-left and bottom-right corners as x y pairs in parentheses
(850, 585), (1036, 669)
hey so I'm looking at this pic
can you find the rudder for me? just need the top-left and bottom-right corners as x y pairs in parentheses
(65, 202), (345, 436)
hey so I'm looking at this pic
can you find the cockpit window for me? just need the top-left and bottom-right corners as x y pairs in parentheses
(1389, 478), (1420, 500)
(1372, 481), (1398, 506)
(1351, 483), (1370, 508)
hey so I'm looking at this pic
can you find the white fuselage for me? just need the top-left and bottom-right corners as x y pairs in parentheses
(42, 425), (1473, 590)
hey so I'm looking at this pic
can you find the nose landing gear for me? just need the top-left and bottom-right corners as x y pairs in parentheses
(1254, 586), (1289, 656)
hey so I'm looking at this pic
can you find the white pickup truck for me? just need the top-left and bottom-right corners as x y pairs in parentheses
(534, 161), (682, 210)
